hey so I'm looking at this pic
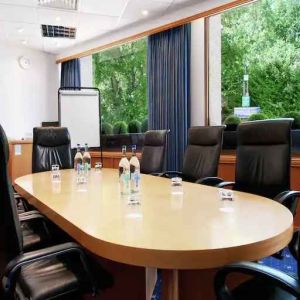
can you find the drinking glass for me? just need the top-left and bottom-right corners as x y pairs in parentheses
(94, 162), (102, 173)
(171, 177), (183, 195)
(51, 164), (60, 182)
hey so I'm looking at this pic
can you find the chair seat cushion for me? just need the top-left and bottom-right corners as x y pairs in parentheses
(232, 277), (296, 300)
(17, 258), (80, 300)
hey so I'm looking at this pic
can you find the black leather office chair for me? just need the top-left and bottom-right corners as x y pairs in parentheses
(218, 119), (300, 216)
(140, 130), (168, 174)
(160, 126), (225, 184)
(32, 127), (73, 173)
(214, 230), (300, 300)
(0, 125), (32, 213)
(0, 127), (112, 299)
(0, 125), (50, 253)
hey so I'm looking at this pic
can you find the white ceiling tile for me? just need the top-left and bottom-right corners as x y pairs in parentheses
(122, 0), (170, 20)
(4, 22), (40, 37)
(76, 27), (107, 41)
(0, 4), (37, 23)
(43, 36), (75, 53)
(116, 17), (133, 28)
(172, 0), (205, 8)
(0, 0), (37, 6)
(151, 0), (173, 3)
(79, 0), (128, 17)
(78, 13), (118, 31)
(37, 8), (79, 27)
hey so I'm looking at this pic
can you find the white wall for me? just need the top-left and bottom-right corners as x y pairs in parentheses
(0, 45), (59, 139)
(80, 56), (93, 87)
(208, 14), (222, 125)
(191, 18), (206, 126)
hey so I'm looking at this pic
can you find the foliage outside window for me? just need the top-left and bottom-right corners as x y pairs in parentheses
(221, 0), (300, 121)
(93, 38), (147, 133)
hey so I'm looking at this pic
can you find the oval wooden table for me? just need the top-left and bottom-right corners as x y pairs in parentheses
(15, 169), (293, 300)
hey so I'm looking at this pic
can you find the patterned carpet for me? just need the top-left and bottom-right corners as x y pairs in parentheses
(151, 247), (297, 299)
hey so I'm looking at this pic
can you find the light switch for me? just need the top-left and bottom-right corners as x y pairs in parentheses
(15, 144), (22, 156)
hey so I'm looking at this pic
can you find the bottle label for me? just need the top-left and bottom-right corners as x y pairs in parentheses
(120, 171), (130, 195)
(131, 170), (140, 193)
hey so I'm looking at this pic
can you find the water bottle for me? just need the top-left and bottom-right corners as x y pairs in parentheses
(118, 145), (130, 195)
(129, 145), (141, 193)
(82, 143), (91, 172)
(74, 144), (83, 170)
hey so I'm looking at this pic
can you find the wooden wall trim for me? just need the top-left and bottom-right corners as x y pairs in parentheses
(56, 0), (255, 64)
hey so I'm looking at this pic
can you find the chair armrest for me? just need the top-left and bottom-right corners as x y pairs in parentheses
(14, 194), (23, 200)
(273, 190), (300, 215)
(19, 210), (42, 218)
(4, 242), (96, 295)
(217, 181), (236, 188)
(18, 213), (51, 242)
(214, 261), (300, 300)
(19, 212), (46, 222)
(195, 177), (224, 186)
(159, 171), (183, 178)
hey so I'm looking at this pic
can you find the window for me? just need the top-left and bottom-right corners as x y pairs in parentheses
(216, 0), (300, 123)
(93, 38), (147, 135)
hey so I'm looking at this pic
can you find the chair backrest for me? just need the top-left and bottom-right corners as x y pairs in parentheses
(182, 126), (225, 182)
(235, 119), (292, 199)
(32, 127), (73, 173)
(140, 130), (168, 174)
(0, 125), (23, 263)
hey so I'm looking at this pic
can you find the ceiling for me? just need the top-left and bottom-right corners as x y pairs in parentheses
(0, 0), (202, 54)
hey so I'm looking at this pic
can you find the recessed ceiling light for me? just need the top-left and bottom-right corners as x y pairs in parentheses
(17, 28), (24, 33)
(56, 16), (61, 21)
(141, 10), (149, 16)
(21, 40), (27, 45)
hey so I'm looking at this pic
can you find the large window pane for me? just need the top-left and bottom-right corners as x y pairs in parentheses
(93, 38), (147, 133)
(221, 0), (300, 122)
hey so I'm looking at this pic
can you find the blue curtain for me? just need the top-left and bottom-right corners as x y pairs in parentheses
(60, 58), (81, 88)
(147, 24), (191, 171)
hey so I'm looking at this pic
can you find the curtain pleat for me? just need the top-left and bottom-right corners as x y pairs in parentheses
(60, 58), (81, 88)
(147, 24), (191, 171)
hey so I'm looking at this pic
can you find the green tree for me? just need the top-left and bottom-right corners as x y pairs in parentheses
(93, 38), (147, 126)
(222, 0), (300, 119)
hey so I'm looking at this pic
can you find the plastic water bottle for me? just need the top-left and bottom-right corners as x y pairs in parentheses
(82, 143), (91, 172)
(74, 144), (83, 170)
(119, 145), (130, 195)
(129, 145), (141, 193)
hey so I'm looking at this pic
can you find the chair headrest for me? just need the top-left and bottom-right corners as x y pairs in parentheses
(144, 130), (168, 146)
(188, 126), (225, 146)
(238, 119), (292, 145)
(33, 127), (71, 147)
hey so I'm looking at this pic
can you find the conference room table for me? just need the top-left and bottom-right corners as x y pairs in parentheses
(15, 169), (293, 300)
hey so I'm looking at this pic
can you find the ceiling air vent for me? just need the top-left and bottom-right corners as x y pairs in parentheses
(38, 0), (78, 11)
(41, 25), (76, 38)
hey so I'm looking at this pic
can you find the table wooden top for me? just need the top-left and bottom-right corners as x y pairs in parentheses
(15, 169), (293, 269)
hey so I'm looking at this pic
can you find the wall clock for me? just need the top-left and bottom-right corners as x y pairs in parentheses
(18, 56), (31, 70)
